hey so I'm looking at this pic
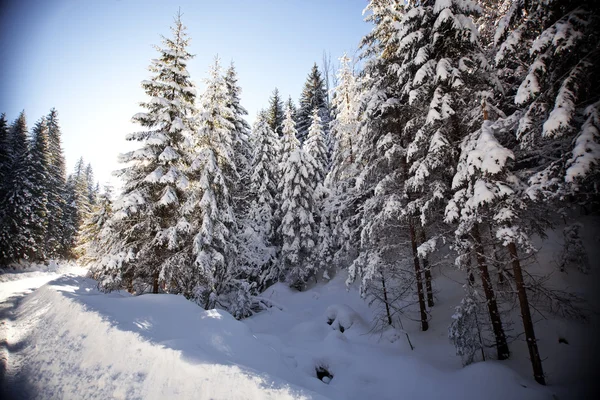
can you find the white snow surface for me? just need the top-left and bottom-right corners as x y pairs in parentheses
(0, 265), (564, 400)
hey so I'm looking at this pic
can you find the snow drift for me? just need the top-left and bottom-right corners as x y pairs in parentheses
(2, 273), (553, 400)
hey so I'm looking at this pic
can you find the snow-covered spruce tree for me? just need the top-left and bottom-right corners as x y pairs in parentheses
(277, 106), (319, 289)
(297, 63), (328, 143)
(46, 108), (69, 259)
(448, 285), (487, 366)
(26, 118), (52, 261)
(494, 1), (600, 208)
(304, 108), (329, 188)
(328, 54), (360, 185)
(347, 0), (432, 331)
(286, 96), (299, 125)
(224, 62), (252, 208)
(445, 117), (521, 362)
(303, 107), (332, 276)
(94, 14), (196, 294)
(76, 185), (113, 265)
(0, 113), (42, 263)
(84, 163), (98, 206)
(0, 114), (10, 215)
(183, 57), (242, 310)
(325, 54), (362, 271)
(267, 88), (284, 137)
(247, 112), (281, 291)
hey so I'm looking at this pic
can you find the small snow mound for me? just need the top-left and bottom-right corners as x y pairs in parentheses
(325, 304), (363, 333)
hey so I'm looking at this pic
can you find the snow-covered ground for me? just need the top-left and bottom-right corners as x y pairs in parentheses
(0, 267), (564, 400)
(1, 217), (598, 400)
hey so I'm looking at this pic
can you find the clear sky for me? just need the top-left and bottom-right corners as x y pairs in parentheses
(0, 0), (371, 188)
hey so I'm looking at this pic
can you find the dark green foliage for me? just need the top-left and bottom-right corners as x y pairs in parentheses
(267, 88), (284, 137)
(297, 63), (328, 142)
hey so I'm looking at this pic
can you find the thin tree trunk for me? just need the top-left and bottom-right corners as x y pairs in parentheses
(152, 271), (159, 294)
(419, 229), (434, 307)
(380, 271), (393, 326)
(473, 224), (510, 360)
(409, 220), (429, 331)
(487, 224), (505, 284)
(507, 242), (546, 385)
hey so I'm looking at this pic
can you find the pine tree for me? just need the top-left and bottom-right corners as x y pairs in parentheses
(0, 113), (39, 262)
(303, 108), (329, 188)
(224, 62), (252, 208)
(267, 88), (284, 137)
(328, 54), (360, 185)
(77, 185), (113, 265)
(277, 106), (319, 289)
(0, 114), (10, 212)
(184, 57), (239, 309)
(297, 63), (328, 143)
(247, 112), (280, 290)
(27, 118), (52, 261)
(46, 108), (69, 259)
(94, 13), (197, 294)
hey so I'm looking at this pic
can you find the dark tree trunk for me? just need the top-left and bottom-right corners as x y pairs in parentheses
(152, 272), (159, 294)
(507, 242), (546, 385)
(409, 220), (429, 331)
(419, 229), (434, 307)
(380, 271), (393, 326)
(473, 224), (510, 360)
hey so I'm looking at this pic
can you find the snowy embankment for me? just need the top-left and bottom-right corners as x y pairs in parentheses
(0, 270), (554, 400)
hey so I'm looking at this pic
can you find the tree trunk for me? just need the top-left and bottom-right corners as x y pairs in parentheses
(152, 272), (159, 294)
(419, 229), (434, 307)
(409, 220), (429, 331)
(380, 271), (393, 326)
(507, 242), (546, 385)
(473, 224), (510, 360)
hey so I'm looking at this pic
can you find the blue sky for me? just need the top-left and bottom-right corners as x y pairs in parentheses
(0, 0), (371, 187)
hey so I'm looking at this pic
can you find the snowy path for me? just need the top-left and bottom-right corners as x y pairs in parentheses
(0, 266), (554, 400)
(0, 265), (88, 399)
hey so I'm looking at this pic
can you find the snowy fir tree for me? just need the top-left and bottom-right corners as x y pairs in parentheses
(277, 106), (319, 289)
(0, 113), (45, 262)
(297, 63), (328, 143)
(0, 114), (10, 211)
(45, 108), (69, 258)
(303, 108), (329, 189)
(266, 88), (284, 137)
(184, 57), (241, 310)
(93, 14), (197, 294)
(328, 53), (360, 185)
(224, 62), (253, 209)
(246, 112), (280, 290)
(76, 185), (113, 265)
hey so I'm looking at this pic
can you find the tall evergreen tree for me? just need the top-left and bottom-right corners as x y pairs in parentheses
(184, 57), (239, 309)
(267, 88), (284, 137)
(247, 112), (281, 290)
(297, 63), (328, 142)
(27, 118), (51, 261)
(277, 106), (319, 289)
(224, 62), (252, 203)
(77, 185), (113, 265)
(0, 113), (39, 262)
(94, 13), (197, 294)
(0, 114), (10, 211)
(303, 108), (329, 188)
(328, 54), (360, 185)
(46, 108), (69, 258)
